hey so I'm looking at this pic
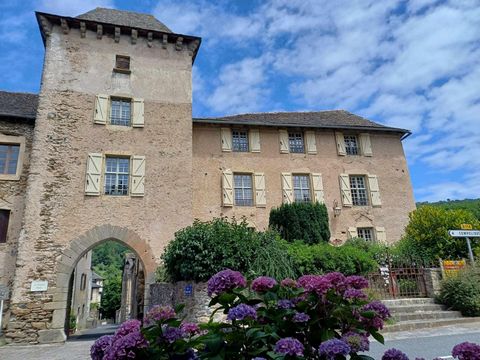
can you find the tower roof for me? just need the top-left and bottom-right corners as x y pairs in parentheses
(76, 8), (172, 33)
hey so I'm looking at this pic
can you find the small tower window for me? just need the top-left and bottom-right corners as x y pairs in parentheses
(114, 55), (131, 73)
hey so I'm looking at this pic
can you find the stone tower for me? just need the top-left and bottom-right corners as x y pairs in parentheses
(7, 8), (200, 343)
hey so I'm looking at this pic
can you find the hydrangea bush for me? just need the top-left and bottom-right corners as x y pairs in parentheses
(92, 270), (480, 360)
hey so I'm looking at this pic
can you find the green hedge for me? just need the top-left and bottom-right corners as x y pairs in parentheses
(285, 240), (378, 276)
(269, 202), (330, 244)
(439, 267), (480, 316)
(161, 218), (296, 282)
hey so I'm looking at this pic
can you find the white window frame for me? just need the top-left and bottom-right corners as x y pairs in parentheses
(110, 97), (132, 126)
(357, 227), (374, 241)
(104, 156), (131, 196)
(233, 173), (254, 206)
(232, 130), (249, 152)
(288, 132), (305, 153)
(344, 135), (359, 155)
(292, 174), (312, 203)
(350, 175), (369, 206)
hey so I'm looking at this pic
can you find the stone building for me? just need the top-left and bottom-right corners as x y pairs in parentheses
(0, 8), (415, 343)
(69, 251), (93, 332)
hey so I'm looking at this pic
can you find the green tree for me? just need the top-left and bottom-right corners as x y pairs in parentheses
(418, 198), (480, 220)
(401, 205), (480, 261)
(269, 202), (330, 244)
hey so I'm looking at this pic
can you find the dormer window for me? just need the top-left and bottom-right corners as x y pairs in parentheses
(114, 55), (131, 74)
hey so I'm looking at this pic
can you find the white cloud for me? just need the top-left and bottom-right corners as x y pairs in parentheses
(37, 0), (115, 16)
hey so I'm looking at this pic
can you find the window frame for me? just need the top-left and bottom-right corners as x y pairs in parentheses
(292, 174), (312, 203)
(357, 227), (374, 241)
(344, 135), (359, 155)
(288, 132), (305, 153)
(349, 175), (369, 206)
(0, 135), (25, 181)
(109, 97), (132, 127)
(0, 209), (10, 244)
(103, 155), (131, 196)
(232, 129), (249, 152)
(233, 173), (254, 207)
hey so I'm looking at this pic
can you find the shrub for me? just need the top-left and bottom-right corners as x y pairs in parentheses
(161, 218), (297, 282)
(402, 206), (480, 262)
(286, 241), (378, 276)
(439, 266), (480, 316)
(269, 202), (330, 244)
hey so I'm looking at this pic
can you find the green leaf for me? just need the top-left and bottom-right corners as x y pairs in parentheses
(370, 330), (385, 344)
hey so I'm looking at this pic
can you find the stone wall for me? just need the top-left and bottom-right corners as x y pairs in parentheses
(192, 124), (416, 244)
(424, 268), (442, 298)
(150, 282), (222, 323)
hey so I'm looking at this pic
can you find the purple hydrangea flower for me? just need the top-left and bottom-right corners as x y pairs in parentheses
(251, 276), (277, 292)
(252, 358), (267, 360)
(452, 342), (480, 360)
(115, 319), (142, 337)
(163, 326), (185, 343)
(275, 337), (304, 356)
(292, 312), (310, 323)
(180, 322), (200, 335)
(103, 327), (148, 360)
(344, 288), (368, 300)
(144, 305), (176, 326)
(207, 269), (246, 296)
(298, 274), (334, 296)
(346, 275), (369, 289)
(341, 331), (370, 353)
(382, 348), (409, 360)
(277, 299), (294, 309)
(227, 304), (257, 321)
(324, 272), (347, 292)
(280, 278), (298, 288)
(318, 339), (351, 360)
(90, 334), (113, 360)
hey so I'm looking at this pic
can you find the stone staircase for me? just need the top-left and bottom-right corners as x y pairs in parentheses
(382, 298), (480, 332)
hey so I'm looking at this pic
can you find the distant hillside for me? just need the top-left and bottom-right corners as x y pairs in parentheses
(417, 198), (480, 220)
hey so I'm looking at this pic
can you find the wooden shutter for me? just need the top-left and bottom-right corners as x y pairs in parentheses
(85, 153), (103, 195)
(221, 128), (232, 152)
(311, 173), (325, 203)
(249, 129), (261, 153)
(94, 94), (109, 124)
(368, 174), (382, 206)
(222, 170), (234, 206)
(132, 98), (144, 127)
(254, 172), (266, 207)
(305, 131), (317, 154)
(281, 172), (293, 203)
(375, 227), (386, 242)
(130, 155), (145, 196)
(335, 132), (346, 156)
(339, 174), (352, 206)
(359, 133), (372, 156)
(279, 130), (289, 153)
(347, 227), (358, 239)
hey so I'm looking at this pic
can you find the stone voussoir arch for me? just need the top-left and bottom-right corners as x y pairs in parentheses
(47, 224), (158, 340)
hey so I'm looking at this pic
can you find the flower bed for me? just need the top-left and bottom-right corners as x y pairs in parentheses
(92, 270), (480, 360)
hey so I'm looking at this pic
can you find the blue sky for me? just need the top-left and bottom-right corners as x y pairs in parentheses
(1, 0), (479, 202)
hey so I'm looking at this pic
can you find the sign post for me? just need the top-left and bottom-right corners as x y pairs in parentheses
(448, 229), (480, 266)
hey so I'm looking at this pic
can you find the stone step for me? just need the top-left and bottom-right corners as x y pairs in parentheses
(388, 303), (447, 314)
(382, 298), (435, 307)
(383, 316), (480, 332)
(394, 310), (462, 322)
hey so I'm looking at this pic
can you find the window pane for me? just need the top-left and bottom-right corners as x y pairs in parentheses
(344, 136), (359, 155)
(104, 157), (130, 195)
(350, 176), (368, 206)
(233, 174), (253, 206)
(357, 228), (373, 241)
(232, 130), (249, 152)
(0, 144), (20, 175)
(288, 133), (304, 153)
(110, 99), (131, 126)
(293, 175), (311, 202)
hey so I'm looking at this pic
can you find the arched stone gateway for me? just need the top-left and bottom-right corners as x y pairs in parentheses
(10, 225), (157, 344)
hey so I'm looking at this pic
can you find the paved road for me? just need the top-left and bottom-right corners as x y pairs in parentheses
(1, 323), (480, 359)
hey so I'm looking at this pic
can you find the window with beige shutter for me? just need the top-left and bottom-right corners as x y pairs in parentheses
(375, 227), (386, 242)
(132, 98), (145, 127)
(221, 128), (232, 152)
(85, 153), (103, 196)
(249, 129), (261, 153)
(281, 173), (293, 203)
(359, 133), (373, 156)
(368, 174), (382, 206)
(130, 156), (145, 196)
(279, 130), (289, 153)
(254, 172), (266, 207)
(311, 173), (325, 203)
(335, 132), (347, 156)
(339, 174), (352, 206)
(222, 169), (234, 206)
(94, 94), (109, 124)
(305, 131), (317, 154)
(347, 227), (358, 239)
